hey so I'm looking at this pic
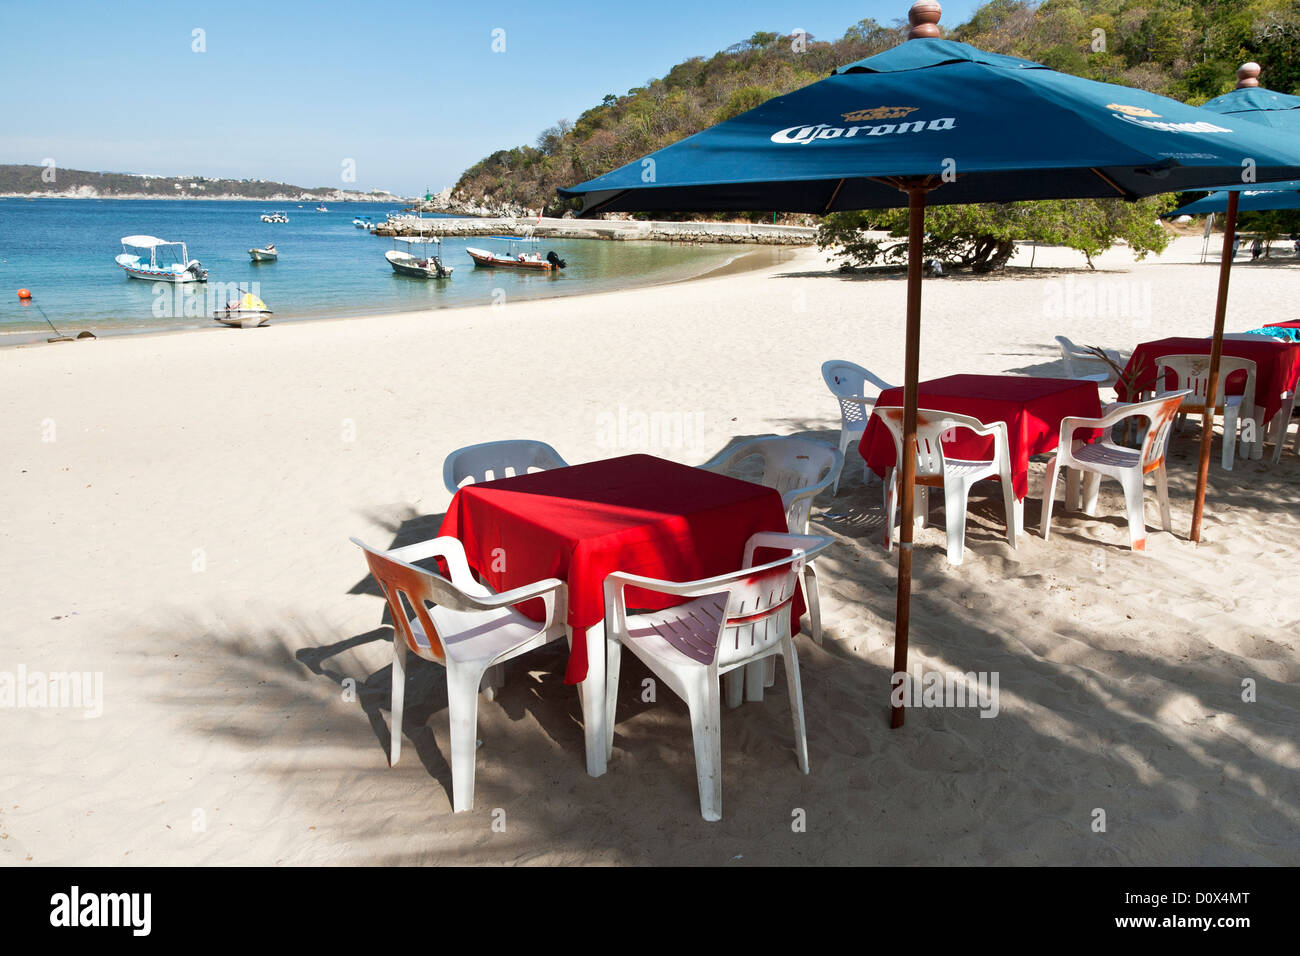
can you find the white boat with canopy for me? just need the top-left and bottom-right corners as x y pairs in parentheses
(115, 236), (208, 282)
(385, 236), (453, 278)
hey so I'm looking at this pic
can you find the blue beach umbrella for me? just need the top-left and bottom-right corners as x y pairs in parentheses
(1182, 63), (1300, 538)
(561, 3), (1300, 727)
(1168, 183), (1300, 216)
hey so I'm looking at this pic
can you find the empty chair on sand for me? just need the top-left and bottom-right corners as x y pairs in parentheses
(352, 536), (568, 813)
(875, 407), (1018, 565)
(821, 360), (895, 493)
(443, 439), (569, 493)
(700, 436), (840, 645)
(1054, 335), (1129, 388)
(1040, 391), (1189, 551)
(602, 532), (832, 821)
(1154, 354), (1257, 470)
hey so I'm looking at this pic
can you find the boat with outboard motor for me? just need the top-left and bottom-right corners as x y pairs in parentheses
(115, 236), (208, 282)
(385, 237), (453, 278)
(465, 236), (567, 271)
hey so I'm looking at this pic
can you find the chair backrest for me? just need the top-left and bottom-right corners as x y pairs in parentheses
(871, 406), (1004, 478)
(352, 538), (483, 663)
(1098, 393), (1189, 471)
(443, 439), (568, 493)
(1056, 335), (1120, 383)
(711, 436), (840, 533)
(711, 535), (831, 669)
(1153, 354), (1256, 411)
(821, 360), (894, 432)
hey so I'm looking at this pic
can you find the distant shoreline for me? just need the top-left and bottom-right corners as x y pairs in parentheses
(0, 193), (411, 202)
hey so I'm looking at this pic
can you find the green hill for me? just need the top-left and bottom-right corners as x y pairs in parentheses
(449, 0), (1300, 217)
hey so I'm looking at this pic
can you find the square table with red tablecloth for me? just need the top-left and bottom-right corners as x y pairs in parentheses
(438, 453), (802, 777)
(1116, 336), (1300, 423)
(439, 452), (803, 682)
(858, 374), (1103, 502)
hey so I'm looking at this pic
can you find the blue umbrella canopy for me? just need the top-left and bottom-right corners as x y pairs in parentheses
(1201, 64), (1300, 131)
(1168, 183), (1300, 216)
(561, 41), (1300, 215)
(558, 4), (1300, 729)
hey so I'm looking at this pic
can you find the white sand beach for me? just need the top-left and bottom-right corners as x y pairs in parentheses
(2, 235), (1297, 865)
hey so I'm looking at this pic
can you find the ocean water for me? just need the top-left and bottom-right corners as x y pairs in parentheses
(0, 198), (764, 340)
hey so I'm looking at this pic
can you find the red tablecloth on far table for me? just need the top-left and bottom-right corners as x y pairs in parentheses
(1117, 337), (1300, 420)
(859, 374), (1103, 500)
(1264, 320), (1300, 332)
(438, 454), (801, 685)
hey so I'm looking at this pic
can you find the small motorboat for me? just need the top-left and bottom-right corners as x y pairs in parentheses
(260, 211), (289, 223)
(213, 292), (273, 328)
(316, 204), (328, 212)
(466, 236), (567, 271)
(115, 235), (208, 282)
(249, 243), (278, 262)
(385, 237), (453, 279)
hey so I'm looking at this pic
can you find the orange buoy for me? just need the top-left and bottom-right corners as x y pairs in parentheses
(17, 288), (32, 300)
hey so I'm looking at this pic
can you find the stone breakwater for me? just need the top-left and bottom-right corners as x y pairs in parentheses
(375, 216), (817, 245)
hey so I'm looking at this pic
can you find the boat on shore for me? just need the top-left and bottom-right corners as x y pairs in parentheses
(249, 243), (278, 262)
(465, 236), (567, 271)
(213, 292), (273, 328)
(115, 235), (208, 282)
(385, 237), (453, 279)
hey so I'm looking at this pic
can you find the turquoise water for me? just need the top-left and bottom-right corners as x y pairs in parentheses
(0, 198), (754, 340)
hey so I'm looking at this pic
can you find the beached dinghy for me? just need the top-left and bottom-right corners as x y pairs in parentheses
(385, 237), (453, 278)
(249, 243), (278, 262)
(466, 236), (567, 271)
(213, 292), (273, 328)
(115, 236), (208, 282)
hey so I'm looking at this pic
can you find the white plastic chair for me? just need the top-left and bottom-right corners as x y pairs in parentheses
(602, 531), (832, 821)
(874, 407), (1017, 565)
(352, 536), (567, 813)
(1040, 391), (1189, 551)
(443, 440), (569, 494)
(700, 436), (842, 644)
(821, 360), (895, 493)
(1055, 336), (1129, 387)
(1153, 354), (1257, 470)
(1054, 335), (1132, 387)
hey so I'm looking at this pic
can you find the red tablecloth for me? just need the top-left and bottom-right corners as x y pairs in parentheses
(438, 454), (801, 685)
(1117, 337), (1300, 420)
(1264, 320), (1300, 331)
(858, 375), (1103, 500)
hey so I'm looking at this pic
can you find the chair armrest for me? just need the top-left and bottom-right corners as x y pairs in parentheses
(779, 473), (836, 519)
(742, 531), (832, 568)
(468, 578), (567, 633)
(386, 536), (481, 592)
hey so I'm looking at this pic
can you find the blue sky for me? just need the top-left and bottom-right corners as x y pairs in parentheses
(2, 0), (984, 196)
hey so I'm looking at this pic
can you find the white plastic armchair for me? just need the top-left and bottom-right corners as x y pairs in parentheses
(602, 532), (832, 821)
(699, 436), (841, 643)
(443, 439), (569, 494)
(873, 407), (1017, 565)
(352, 536), (568, 813)
(1055, 335), (1129, 387)
(1153, 354), (1257, 470)
(821, 360), (895, 493)
(1039, 390), (1189, 552)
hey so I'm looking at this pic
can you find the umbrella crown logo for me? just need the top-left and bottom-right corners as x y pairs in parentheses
(1107, 103), (1161, 118)
(841, 106), (919, 122)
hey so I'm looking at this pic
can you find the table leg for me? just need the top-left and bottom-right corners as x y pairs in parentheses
(1250, 405), (1266, 460)
(1065, 468), (1081, 513)
(567, 622), (607, 778)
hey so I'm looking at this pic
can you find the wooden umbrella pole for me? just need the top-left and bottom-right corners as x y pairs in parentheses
(1190, 188), (1239, 543)
(891, 184), (929, 728)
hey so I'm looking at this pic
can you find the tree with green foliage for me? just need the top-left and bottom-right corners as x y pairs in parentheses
(817, 196), (1175, 272)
